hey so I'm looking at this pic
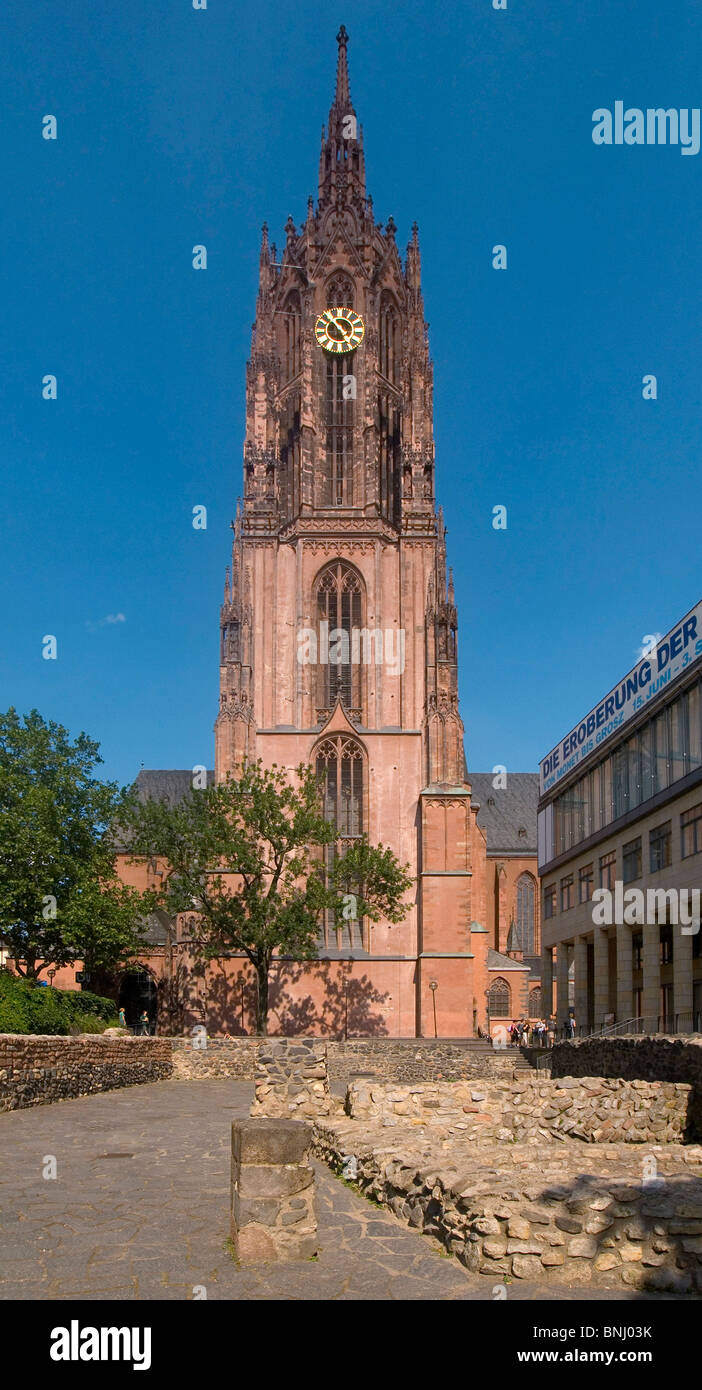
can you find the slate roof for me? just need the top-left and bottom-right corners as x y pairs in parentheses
(487, 947), (530, 972)
(112, 769), (215, 852)
(132, 769), (215, 805)
(469, 772), (540, 854)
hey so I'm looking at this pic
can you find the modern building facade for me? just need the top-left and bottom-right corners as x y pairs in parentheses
(538, 603), (702, 1035)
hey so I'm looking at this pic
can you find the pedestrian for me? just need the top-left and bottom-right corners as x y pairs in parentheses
(118, 1007), (126, 1029)
(522, 1019), (530, 1044)
(138, 1010), (150, 1036)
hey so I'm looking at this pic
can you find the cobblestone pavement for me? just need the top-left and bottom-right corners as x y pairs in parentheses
(0, 1080), (687, 1301)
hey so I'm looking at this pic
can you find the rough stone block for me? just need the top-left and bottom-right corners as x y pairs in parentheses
(231, 1118), (317, 1263)
(232, 1118), (311, 1167)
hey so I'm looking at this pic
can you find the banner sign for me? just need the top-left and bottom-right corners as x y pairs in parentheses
(539, 601), (702, 795)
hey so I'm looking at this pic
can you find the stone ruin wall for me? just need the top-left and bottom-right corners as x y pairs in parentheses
(170, 1036), (519, 1084)
(552, 1035), (702, 1140)
(313, 1117), (702, 1293)
(0, 1034), (172, 1111)
(250, 1038), (332, 1118)
(346, 1077), (692, 1145)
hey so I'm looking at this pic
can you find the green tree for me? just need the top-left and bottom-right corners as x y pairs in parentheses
(0, 708), (151, 979)
(123, 759), (412, 1034)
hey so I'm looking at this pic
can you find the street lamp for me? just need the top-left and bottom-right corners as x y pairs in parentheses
(429, 980), (438, 1039)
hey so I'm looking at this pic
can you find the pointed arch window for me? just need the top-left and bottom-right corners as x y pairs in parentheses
(314, 561), (363, 719)
(315, 735), (366, 949)
(487, 977), (511, 1019)
(516, 873), (537, 955)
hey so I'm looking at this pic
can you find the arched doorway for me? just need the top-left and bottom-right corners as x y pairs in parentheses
(119, 968), (158, 1032)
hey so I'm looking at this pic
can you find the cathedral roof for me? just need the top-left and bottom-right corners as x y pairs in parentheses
(112, 770), (215, 852)
(487, 948), (531, 973)
(469, 772), (540, 855)
(132, 769), (215, 804)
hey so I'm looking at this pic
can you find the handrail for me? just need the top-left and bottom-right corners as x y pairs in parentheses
(532, 1012), (701, 1070)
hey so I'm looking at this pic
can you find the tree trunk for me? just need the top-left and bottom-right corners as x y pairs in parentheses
(255, 959), (269, 1035)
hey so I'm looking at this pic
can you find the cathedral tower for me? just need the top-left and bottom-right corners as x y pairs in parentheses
(215, 27), (489, 1036)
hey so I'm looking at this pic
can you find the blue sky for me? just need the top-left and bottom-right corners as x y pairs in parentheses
(1, 0), (701, 788)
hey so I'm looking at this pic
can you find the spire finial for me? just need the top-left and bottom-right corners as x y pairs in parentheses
(334, 24), (351, 108)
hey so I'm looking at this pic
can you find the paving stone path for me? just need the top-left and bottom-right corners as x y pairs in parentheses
(0, 1080), (685, 1301)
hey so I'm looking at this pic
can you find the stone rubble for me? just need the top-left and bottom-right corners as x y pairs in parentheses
(312, 1077), (702, 1291)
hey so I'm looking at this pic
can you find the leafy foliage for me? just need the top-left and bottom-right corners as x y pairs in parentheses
(124, 759), (412, 1033)
(0, 969), (120, 1035)
(0, 708), (153, 978)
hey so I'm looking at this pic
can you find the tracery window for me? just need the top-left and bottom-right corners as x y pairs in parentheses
(314, 561), (363, 719)
(516, 873), (536, 954)
(315, 735), (366, 949)
(326, 273), (354, 308)
(488, 977), (511, 1018)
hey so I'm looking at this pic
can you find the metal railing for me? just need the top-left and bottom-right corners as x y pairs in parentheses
(550, 1012), (702, 1049)
(521, 1011), (701, 1071)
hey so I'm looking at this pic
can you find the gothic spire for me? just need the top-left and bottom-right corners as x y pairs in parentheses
(318, 26), (365, 211)
(334, 24), (352, 110)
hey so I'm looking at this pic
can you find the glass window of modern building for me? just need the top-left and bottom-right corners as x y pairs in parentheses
(649, 821), (672, 873)
(622, 837), (642, 884)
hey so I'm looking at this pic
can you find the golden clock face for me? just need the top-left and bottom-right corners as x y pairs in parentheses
(314, 306), (365, 354)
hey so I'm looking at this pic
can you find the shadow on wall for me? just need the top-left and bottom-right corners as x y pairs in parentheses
(181, 958), (391, 1037)
(522, 1171), (700, 1294)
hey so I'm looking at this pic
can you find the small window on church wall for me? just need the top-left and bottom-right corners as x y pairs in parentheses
(315, 735), (365, 949)
(488, 977), (511, 1018)
(283, 292), (301, 380)
(529, 987), (542, 1017)
(314, 562), (363, 717)
(516, 873), (536, 955)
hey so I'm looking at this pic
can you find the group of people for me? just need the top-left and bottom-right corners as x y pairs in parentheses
(507, 1015), (577, 1046)
(508, 1017), (557, 1047)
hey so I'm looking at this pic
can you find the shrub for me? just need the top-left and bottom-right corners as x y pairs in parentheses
(0, 969), (119, 1035)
